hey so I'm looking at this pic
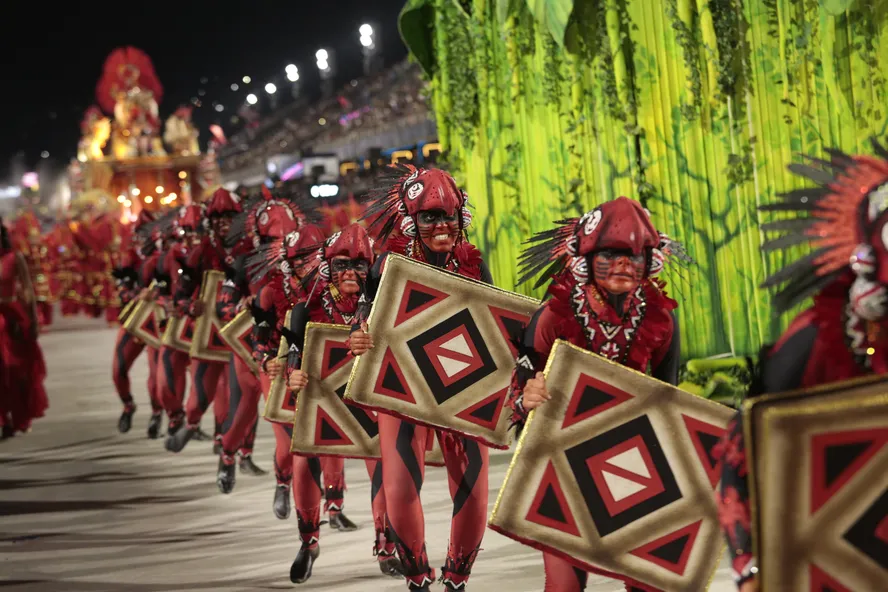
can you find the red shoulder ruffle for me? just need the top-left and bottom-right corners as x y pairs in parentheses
(454, 241), (483, 280)
(635, 280), (678, 353)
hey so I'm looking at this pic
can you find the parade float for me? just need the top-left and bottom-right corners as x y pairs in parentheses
(68, 47), (222, 219)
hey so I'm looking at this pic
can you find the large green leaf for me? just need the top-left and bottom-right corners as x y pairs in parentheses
(820, 0), (855, 14)
(399, 0), (437, 76)
(525, 0), (574, 47)
(497, 0), (521, 24)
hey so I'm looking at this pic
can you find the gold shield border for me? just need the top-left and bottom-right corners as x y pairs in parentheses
(190, 270), (230, 362)
(344, 253), (537, 449)
(219, 309), (259, 375)
(489, 340), (730, 591)
(117, 298), (138, 325)
(265, 310), (296, 424)
(744, 376), (888, 591)
(162, 315), (193, 353)
(122, 299), (166, 349)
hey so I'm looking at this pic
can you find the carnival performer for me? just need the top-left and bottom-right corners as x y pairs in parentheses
(349, 166), (492, 591)
(12, 213), (54, 329)
(0, 217), (49, 438)
(214, 187), (314, 493)
(246, 223), (398, 583)
(717, 142), (888, 592)
(507, 196), (683, 592)
(165, 188), (264, 476)
(112, 210), (157, 433)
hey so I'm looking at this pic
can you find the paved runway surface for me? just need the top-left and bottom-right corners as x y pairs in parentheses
(0, 314), (737, 591)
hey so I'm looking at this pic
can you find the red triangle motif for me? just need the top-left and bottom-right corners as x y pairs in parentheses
(487, 305), (530, 357)
(525, 461), (581, 537)
(562, 373), (634, 429)
(320, 339), (351, 380)
(876, 513), (888, 544)
(394, 281), (449, 327)
(810, 428), (888, 514)
(314, 406), (353, 446)
(809, 564), (851, 592)
(629, 520), (702, 576)
(455, 387), (508, 431)
(681, 415), (727, 489)
(373, 347), (416, 404)
(586, 435), (665, 516)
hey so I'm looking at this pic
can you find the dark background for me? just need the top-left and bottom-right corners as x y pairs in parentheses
(0, 0), (409, 177)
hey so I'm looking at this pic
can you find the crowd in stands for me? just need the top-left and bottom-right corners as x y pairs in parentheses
(219, 61), (430, 174)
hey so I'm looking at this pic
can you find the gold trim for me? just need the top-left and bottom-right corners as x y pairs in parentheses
(264, 310), (296, 423)
(189, 270), (230, 362)
(219, 309), (259, 375)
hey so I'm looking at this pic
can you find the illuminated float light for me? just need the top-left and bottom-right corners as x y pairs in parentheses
(246, 93), (258, 105)
(242, 76), (251, 84)
(144, 196), (153, 204)
(155, 185), (164, 193)
(265, 83), (277, 94)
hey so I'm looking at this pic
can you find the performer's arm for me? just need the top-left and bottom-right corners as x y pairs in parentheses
(479, 260), (494, 285)
(352, 252), (387, 332)
(761, 323), (817, 392)
(717, 413), (756, 589)
(507, 304), (556, 427)
(249, 285), (279, 369)
(174, 249), (203, 317)
(650, 311), (680, 385)
(217, 257), (247, 323)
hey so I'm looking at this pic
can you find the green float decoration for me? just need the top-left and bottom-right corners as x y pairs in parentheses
(399, 0), (888, 359)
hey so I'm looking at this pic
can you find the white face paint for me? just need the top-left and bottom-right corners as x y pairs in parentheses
(406, 182), (424, 201)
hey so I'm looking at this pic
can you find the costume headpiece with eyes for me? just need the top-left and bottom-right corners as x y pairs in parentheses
(226, 184), (320, 250)
(206, 187), (241, 218)
(759, 138), (888, 319)
(247, 223), (326, 285)
(361, 164), (472, 244)
(517, 196), (692, 289)
(175, 204), (206, 233)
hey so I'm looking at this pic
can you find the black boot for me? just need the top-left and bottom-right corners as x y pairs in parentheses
(165, 424), (196, 453)
(212, 438), (222, 455)
(216, 458), (236, 494)
(239, 454), (267, 476)
(146, 413), (162, 439)
(328, 511), (358, 531)
(192, 427), (212, 441)
(378, 556), (404, 577)
(273, 484), (291, 520)
(117, 403), (136, 433)
(289, 543), (320, 584)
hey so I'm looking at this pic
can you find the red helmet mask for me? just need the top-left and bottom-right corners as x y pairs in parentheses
(397, 167), (470, 254)
(175, 204), (205, 250)
(207, 188), (241, 242)
(319, 224), (375, 296)
(247, 186), (301, 247)
(280, 224), (326, 280)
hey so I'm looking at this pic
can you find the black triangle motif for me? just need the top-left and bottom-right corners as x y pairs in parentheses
(326, 346), (349, 373)
(287, 392), (297, 408)
(210, 330), (225, 346)
(576, 385), (616, 417)
(334, 384), (347, 399)
(405, 288), (437, 314)
(382, 363), (406, 395)
(320, 417), (343, 442)
(537, 484), (568, 524)
(469, 397), (500, 423)
(346, 404), (379, 439)
(648, 534), (691, 565)
(824, 441), (871, 488)
(145, 317), (156, 334)
(184, 322), (194, 339)
(696, 432), (722, 469)
(499, 316), (526, 342)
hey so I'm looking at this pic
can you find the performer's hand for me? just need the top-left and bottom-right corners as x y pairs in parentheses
(288, 370), (308, 391)
(264, 357), (281, 378)
(237, 295), (253, 312)
(739, 579), (758, 592)
(522, 372), (551, 410)
(190, 300), (205, 317)
(349, 322), (374, 356)
(139, 288), (152, 301)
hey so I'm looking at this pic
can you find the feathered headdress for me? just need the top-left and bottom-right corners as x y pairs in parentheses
(361, 164), (473, 245)
(517, 196), (693, 289)
(760, 138), (888, 315)
(246, 224), (326, 287)
(225, 185), (320, 250)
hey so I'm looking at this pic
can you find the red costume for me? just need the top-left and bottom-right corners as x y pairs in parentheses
(113, 210), (157, 433)
(0, 218), (48, 437)
(254, 223), (399, 583)
(353, 166), (493, 591)
(508, 197), (684, 592)
(718, 143), (888, 589)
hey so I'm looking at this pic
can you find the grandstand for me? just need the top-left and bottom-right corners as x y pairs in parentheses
(218, 61), (438, 195)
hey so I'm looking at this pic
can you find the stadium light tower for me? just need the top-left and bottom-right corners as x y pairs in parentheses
(359, 23), (381, 76)
(316, 48), (335, 97)
(286, 64), (301, 100)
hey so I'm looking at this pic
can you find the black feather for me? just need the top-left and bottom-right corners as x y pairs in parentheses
(771, 270), (841, 314)
(775, 187), (830, 204)
(759, 202), (821, 212)
(760, 233), (812, 252)
(760, 248), (829, 289)
(760, 218), (816, 234)
(871, 137), (888, 161)
(788, 163), (836, 186)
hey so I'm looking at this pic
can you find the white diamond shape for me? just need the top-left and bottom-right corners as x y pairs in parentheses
(439, 333), (472, 356)
(602, 470), (646, 502)
(607, 447), (650, 478)
(438, 355), (470, 378)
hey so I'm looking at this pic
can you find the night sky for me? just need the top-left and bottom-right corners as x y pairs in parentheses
(0, 0), (409, 178)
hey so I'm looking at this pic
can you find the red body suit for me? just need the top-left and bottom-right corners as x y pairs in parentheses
(111, 246), (152, 414)
(155, 246), (191, 430)
(508, 273), (679, 592)
(0, 251), (49, 433)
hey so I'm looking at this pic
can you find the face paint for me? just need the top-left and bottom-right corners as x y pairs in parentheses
(591, 249), (646, 295)
(416, 209), (459, 253)
(331, 256), (370, 295)
(211, 216), (233, 240)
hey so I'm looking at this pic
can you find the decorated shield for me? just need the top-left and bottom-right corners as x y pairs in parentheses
(117, 297), (138, 325)
(122, 298), (166, 349)
(219, 309), (259, 374)
(161, 314), (194, 353)
(265, 310), (299, 424)
(344, 254), (537, 448)
(745, 375), (888, 591)
(489, 340), (732, 591)
(190, 270), (230, 362)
